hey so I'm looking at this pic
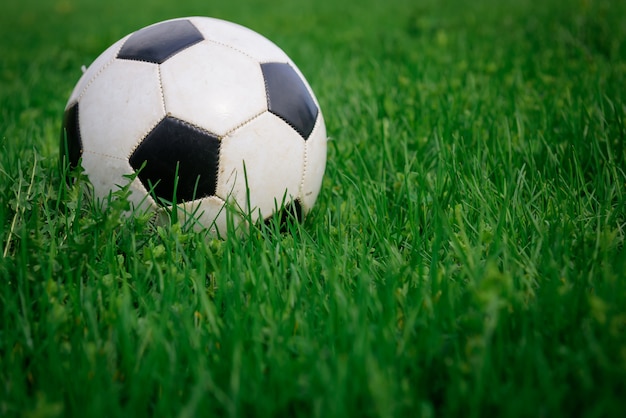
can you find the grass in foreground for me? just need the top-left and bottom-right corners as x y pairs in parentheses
(1, 0), (626, 416)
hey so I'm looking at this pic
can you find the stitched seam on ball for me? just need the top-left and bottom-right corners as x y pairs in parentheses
(271, 112), (305, 138)
(262, 70), (272, 112)
(204, 38), (257, 61)
(202, 194), (226, 205)
(127, 116), (165, 159)
(169, 115), (220, 138)
(82, 149), (128, 161)
(76, 43), (125, 102)
(156, 65), (167, 115)
(222, 110), (266, 138)
(300, 117), (320, 200)
(300, 132), (309, 199)
(119, 45), (202, 65)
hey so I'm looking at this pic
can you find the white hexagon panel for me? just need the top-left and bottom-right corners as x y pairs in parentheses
(160, 42), (267, 137)
(218, 112), (305, 220)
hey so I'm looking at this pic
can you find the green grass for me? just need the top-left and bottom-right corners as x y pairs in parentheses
(2, 0), (626, 416)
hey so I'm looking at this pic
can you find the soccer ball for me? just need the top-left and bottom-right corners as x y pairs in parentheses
(61, 17), (327, 236)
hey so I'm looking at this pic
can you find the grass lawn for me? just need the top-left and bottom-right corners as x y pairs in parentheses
(1, 0), (626, 416)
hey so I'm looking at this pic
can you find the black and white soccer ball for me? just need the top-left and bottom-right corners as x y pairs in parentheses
(61, 16), (327, 236)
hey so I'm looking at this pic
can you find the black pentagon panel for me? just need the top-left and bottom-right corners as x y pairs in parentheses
(129, 116), (220, 205)
(117, 20), (204, 64)
(60, 102), (83, 171)
(261, 62), (318, 139)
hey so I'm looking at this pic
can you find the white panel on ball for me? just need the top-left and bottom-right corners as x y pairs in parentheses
(168, 195), (235, 236)
(217, 112), (305, 221)
(79, 59), (165, 160)
(67, 35), (131, 106)
(188, 17), (290, 63)
(160, 41), (267, 137)
(78, 59), (164, 204)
